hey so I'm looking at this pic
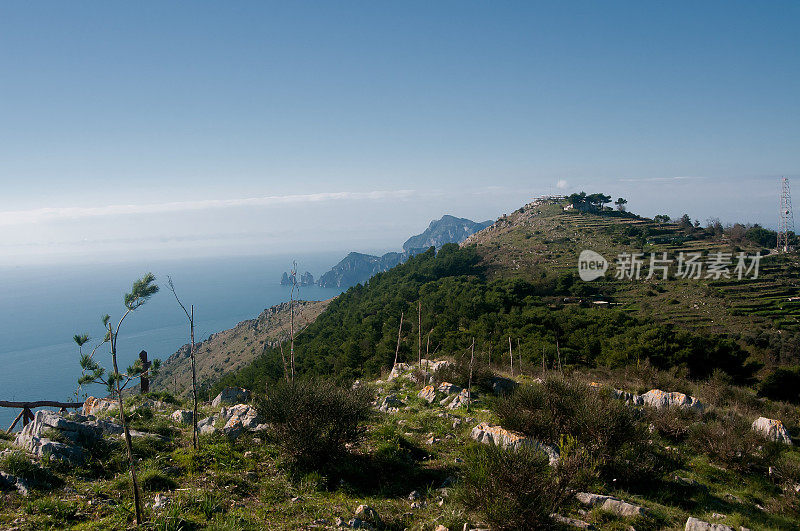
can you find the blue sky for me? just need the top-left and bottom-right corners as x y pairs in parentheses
(0, 2), (797, 264)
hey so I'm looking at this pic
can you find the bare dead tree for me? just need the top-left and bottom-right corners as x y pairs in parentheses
(555, 335), (563, 377)
(393, 311), (404, 367)
(167, 276), (198, 450)
(509, 336), (514, 377)
(289, 261), (298, 381)
(417, 300), (422, 368)
(278, 341), (290, 382)
(426, 329), (432, 371)
(467, 338), (475, 412)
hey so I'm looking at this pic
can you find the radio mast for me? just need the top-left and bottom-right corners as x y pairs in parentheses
(778, 177), (794, 253)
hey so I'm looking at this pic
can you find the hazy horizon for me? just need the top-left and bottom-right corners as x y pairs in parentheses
(1, 2), (797, 265)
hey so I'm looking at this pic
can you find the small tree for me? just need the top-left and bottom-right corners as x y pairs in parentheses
(614, 197), (628, 212)
(77, 273), (160, 527)
(73, 334), (90, 401)
(167, 276), (199, 450)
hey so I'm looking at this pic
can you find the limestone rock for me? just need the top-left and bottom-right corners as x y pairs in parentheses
(684, 517), (735, 531)
(445, 389), (472, 409)
(170, 409), (194, 425)
(0, 471), (32, 496)
(220, 404), (264, 438)
(378, 395), (405, 413)
(212, 387), (251, 407)
(470, 422), (559, 465)
(575, 492), (645, 517)
(437, 382), (462, 395)
(197, 415), (217, 435)
(752, 417), (792, 445)
(419, 385), (438, 403)
(639, 389), (703, 411)
(82, 396), (118, 416)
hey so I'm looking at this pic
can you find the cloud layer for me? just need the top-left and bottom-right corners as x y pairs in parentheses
(0, 189), (417, 226)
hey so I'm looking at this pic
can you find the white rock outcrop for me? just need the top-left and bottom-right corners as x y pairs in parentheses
(684, 517), (734, 531)
(212, 387), (251, 407)
(575, 492), (645, 517)
(752, 417), (792, 445)
(639, 389), (703, 411)
(470, 422), (559, 465)
(82, 396), (118, 416)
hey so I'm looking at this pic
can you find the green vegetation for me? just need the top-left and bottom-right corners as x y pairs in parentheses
(216, 242), (757, 395)
(254, 378), (373, 472)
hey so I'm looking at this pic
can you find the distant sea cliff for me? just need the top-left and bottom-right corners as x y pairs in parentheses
(315, 215), (493, 289)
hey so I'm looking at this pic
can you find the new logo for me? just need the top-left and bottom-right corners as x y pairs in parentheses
(578, 250), (608, 281)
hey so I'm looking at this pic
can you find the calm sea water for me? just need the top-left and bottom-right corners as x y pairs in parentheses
(0, 252), (346, 430)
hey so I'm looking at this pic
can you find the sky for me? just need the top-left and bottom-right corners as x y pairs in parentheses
(0, 1), (798, 265)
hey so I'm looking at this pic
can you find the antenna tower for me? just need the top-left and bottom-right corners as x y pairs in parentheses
(778, 177), (794, 253)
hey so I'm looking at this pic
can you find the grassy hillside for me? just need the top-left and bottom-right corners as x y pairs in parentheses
(153, 299), (330, 397)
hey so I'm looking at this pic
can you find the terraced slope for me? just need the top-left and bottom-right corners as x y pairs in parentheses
(465, 198), (800, 335)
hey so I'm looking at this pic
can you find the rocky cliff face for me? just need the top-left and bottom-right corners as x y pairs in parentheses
(317, 215), (493, 288)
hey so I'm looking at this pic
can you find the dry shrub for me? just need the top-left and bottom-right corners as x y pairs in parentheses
(496, 377), (677, 487)
(255, 378), (372, 471)
(689, 413), (783, 473)
(457, 437), (595, 530)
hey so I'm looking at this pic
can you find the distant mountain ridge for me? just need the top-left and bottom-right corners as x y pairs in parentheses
(317, 215), (493, 288)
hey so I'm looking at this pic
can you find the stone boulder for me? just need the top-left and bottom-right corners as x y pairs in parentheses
(418, 385), (438, 403)
(212, 387), (251, 407)
(437, 382), (462, 395)
(575, 492), (645, 517)
(684, 517), (734, 531)
(197, 415), (217, 435)
(752, 417), (792, 445)
(387, 363), (413, 381)
(470, 422), (559, 465)
(219, 404), (266, 438)
(378, 395), (405, 413)
(639, 389), (703, 411)
(82, 396), (118, 416)
(171, 409), (194, 425)
(443, 389), (472, 409)
(14, 410), (99, 464)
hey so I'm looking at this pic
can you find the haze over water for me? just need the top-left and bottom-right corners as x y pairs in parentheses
(0, 252), (346, 429)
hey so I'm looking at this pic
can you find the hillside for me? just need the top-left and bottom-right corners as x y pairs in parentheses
(318, 215), (492, 288)
(464, 197), (800, 338)
(152, 299), (330, 397)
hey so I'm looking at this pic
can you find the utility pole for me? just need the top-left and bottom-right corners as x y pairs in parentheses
(778, 177), (795, 253)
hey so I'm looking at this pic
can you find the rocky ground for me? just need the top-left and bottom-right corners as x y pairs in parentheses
(0, 361), (799, 530)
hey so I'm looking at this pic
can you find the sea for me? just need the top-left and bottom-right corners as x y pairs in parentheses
(0, 252), (347, 430)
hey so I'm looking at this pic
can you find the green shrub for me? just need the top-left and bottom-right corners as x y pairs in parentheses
(435, 355), (495, 393)
(758, 366), (800, 403)
(496, 377), (677, 487)
(255, 378), (372, 471)
(689, 413), (782, 473)
(457, 438), (594, 530)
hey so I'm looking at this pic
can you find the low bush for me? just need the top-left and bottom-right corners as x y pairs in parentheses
(495, 377), (677, 487)
(646, 406), (701, 442)
(457, 438), (595, 530)
(689, 413), (782, 473)
(434, 356), (495, 393)
(255, 378), (372, 471)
